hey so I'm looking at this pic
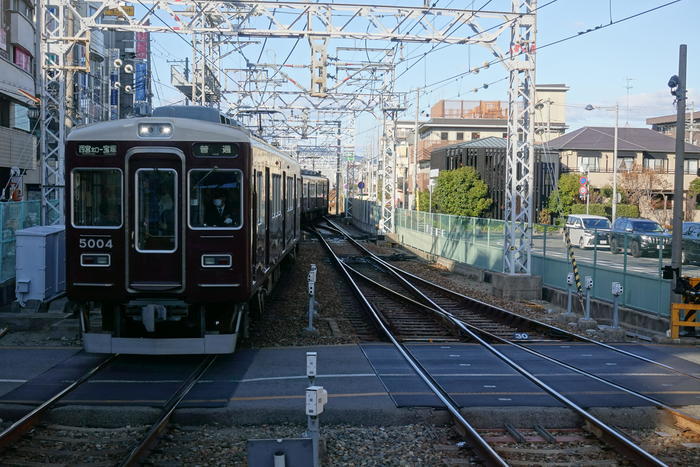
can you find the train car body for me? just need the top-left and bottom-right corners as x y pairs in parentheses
(65, 106), (325, 354)
(300, 169), (329, 223)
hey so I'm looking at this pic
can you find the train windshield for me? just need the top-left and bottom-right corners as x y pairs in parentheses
(72, 169), (122, 227)
(136, 169), (177, 252)
(189, 169), (242, 229)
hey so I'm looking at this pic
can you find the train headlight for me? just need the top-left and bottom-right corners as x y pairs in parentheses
(201, 254), (232, 268)
(80, 254), (111, 267)
(138, 123), (173, 138)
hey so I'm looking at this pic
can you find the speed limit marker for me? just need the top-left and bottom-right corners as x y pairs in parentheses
(579, 186), (588, 195)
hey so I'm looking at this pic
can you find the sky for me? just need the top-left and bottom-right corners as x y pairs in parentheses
(145, 0), (700, 158)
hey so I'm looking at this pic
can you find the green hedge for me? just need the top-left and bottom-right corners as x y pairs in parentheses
(615, 204), (640, 218)
(567, 203), (640, 218)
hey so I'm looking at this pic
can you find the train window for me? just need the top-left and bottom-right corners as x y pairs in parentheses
(72, 169), (122, 228)
(188, 169), (243, 229)
(135, 169), (177, 252)
(272, 174), (282, 218)
(286, 176), (294, 212)
(257, 172), (265, 226)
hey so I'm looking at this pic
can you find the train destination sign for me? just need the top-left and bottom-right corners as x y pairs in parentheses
(193, 143), (239, 157)
(77, 144), (118, 156)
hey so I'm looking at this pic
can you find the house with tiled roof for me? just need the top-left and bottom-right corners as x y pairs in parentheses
(547, 127), (700, 220)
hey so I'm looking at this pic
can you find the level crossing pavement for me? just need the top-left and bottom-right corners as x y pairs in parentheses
(0, 343), (698, 426)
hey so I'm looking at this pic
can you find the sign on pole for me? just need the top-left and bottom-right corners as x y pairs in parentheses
(579, 176), (588, 185)
(579, 186), (588, 196)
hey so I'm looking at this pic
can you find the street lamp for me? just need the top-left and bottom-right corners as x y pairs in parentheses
(585, 103), (620, 223)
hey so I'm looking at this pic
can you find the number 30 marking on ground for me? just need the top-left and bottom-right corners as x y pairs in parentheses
(514, 332), (529, 340)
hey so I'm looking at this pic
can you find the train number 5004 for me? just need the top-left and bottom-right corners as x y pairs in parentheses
(79, 238), (112, 249)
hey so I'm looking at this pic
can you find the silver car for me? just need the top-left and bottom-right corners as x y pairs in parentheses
(566, 214), (611, 249)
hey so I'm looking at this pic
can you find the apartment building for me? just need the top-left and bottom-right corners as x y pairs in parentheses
(405, 84), (568, 195)
(647, 111), (700, 147)
(0, 0), (39, 201)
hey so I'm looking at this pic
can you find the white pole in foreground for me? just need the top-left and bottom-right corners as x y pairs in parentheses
(612, 103), (619, 224)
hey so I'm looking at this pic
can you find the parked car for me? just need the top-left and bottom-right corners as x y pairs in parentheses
(608, 217), (671, 257)
(682, 225), (700, 265)
(565, 214), (611, 249)
(682, 221), (700, 235)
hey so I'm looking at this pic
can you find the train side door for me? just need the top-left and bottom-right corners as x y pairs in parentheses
(282, 172), (287, 250)
(127, 149), (184, 292)
(265, 167), (270, 267)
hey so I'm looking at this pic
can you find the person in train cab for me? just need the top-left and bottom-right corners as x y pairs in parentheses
(158, 190), (175, 234)
(204, 191), (235, 227)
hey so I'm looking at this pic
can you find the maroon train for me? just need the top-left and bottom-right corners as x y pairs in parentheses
(65, 106), (328, 354)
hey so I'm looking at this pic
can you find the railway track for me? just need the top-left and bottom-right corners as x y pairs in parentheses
(316, 218), (700, 466)
(0, 355), (215, 466)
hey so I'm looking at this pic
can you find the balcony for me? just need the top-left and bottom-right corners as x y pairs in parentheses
(431, 100), (508, 120)
(0, 127), (36, 169)
(89, 30), (106, 58)
(9, 11), (35, 54)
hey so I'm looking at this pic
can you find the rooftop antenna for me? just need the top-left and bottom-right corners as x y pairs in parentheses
(624, 77), (635, 126)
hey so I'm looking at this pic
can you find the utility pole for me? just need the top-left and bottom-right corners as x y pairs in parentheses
(413, 88), (420, 210)
(688, 101), (695, 145)
(167, 58), (190, 104)
(336, 120), (341, 216)
(670, 44), (687, 295)
(624, 77), (634, 126)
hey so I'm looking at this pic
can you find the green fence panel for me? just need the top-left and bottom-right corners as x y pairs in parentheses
(352, 200), (673, 317)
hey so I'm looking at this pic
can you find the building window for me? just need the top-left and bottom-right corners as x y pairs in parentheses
(617, 157), (635, 172)
(440, 132), (448, 141)
(10, 103), (30, 132)
(643, 158), (666, 171)
(685, 159), (699, 175)
(456, 132), (464, 140)
(578, 156), (599, 173)
(13, 46), (31, 73)
(12, 0), (32, 18)
(471, 132), (480, 140)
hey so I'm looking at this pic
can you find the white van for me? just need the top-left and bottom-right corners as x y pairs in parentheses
(565, 214), (611, 249)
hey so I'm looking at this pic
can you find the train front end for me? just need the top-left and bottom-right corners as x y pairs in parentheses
(66, 116), (251, 354)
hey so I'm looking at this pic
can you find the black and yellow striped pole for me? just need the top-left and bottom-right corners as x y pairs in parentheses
(564, 228), (585, 312)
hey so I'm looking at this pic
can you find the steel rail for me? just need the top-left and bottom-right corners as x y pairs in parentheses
(119, 355), (217, 467)
(0, 354), (118, 453)
(314, 227), (508, 467)
(322, 218), (700, 381)
(347, 261), (700, 437)
(392, 264), (700, 381)
(323, 219), (668, 467)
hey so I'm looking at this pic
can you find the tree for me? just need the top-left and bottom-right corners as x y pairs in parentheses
(416, 189), (436, 212)
(689, 177), (700, 199)
(547, 172), (583, 217)
(433, 166), (492, 217)
(618, 164), (672, 225)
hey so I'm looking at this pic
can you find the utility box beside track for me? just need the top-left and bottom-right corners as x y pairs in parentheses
(15, 225), (66, 305)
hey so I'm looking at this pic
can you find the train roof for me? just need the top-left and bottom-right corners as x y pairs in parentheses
(67, 116), (299, 167)
(300, 169), (328, 181)
(67, 116), (252, 143)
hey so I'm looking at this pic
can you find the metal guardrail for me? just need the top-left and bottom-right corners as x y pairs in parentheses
(350, 199), (673, 317)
